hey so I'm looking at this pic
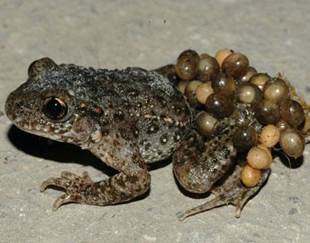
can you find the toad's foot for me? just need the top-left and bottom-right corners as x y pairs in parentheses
(40, 169), (150, 210)
(177, 166), (270, 221)
(40, 171), (94, 210)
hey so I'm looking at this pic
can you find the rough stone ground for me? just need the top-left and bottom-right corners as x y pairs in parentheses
(0, 1), (310, 242)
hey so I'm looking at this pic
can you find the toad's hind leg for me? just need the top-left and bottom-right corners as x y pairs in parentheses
(173, 126), (237, 195)
(173, 127), (270, 220)
(177, 165), (270, 221)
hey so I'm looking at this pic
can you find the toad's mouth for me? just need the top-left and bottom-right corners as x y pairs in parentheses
(11, 116), (92, 147)
(12, 119), (67, 141)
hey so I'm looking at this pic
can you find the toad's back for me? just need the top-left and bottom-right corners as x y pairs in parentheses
(88, 66), (193, 163)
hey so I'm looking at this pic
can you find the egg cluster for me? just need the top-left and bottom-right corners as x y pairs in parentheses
(174, 49), (310, 188)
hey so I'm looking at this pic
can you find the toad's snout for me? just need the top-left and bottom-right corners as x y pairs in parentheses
(5, 89), (35, 124)
(5, 91), (18, 122)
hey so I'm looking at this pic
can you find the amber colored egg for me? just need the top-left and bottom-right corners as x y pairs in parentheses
(195, 82), (214, 105)
(247, 145), (272, 169)
(240, 164), (262, 188)
(196, 111), (218, 136)
(263, 78), (289, 103)
(257, 144), (273, 162)
(233, 127), (257, 152)
(239, 66), (257, 83)
(175, 49), (200, 81)
(249, 73), (271, 91)
(236, 83), (263, 105)
(280, 129), (305, 158)
(276, 120), (291, 132)
(211, 73), (236, 95)
(197, 53), (220, 82)
(215, 48), (234, 67)
(222, 52), (249, 78)
(205, 93), (235, 118)
(177, 80), (188, 94)
(254, 99), (280, 124)
(259, 125), (280, 148)
(184, 80), (202, 106)
(185, 80), (202, 95)
(280, 99), (305, 128)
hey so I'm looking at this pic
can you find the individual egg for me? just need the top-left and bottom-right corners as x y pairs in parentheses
(236, 83), (263, 105)
(197, 53), (220, 82)
(240, 164), (262, 188)
(259, 124), (280, 148)
(177, 80), (188, 94)
(195, 82), (214, 105)
(249, 73), (271, 91)
(247, 145), (272, 169)
(239, 66), (257, 83)
(196, 111), (218, 136)
(175, 49), (200, 81)
(205, 93), (235, 118)
(280, 129), (305, 158)
(280, 99), (305, 128)
(184, 80), (203, 105)
(222, 52), (249, 78)
(276, 120), (291, 131)
(257, 144), (273, 162)
(211, 73), (236, 95)
(233, 127), (257, 152)
(215, 48), (234, 67)
(185, 80), (202, 96)
(263, 78), (289, 103)
(254, 99), (281, 124)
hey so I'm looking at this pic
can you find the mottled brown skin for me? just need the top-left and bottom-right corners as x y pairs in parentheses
(5, 58), (269, 219)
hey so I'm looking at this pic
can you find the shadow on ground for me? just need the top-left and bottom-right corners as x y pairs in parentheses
(7, 125), (117, 176)
(7, 125), (172, 173)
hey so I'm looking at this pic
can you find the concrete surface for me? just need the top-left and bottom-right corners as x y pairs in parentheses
(0, 0), (310, 242)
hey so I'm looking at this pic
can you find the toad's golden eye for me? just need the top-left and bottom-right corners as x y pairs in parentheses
(42, 97), (67, 120)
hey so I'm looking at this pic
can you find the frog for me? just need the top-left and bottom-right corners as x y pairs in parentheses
(5, 57), (270, 220)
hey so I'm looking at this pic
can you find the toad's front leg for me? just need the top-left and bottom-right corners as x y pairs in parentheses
(40, 132), (150, 209)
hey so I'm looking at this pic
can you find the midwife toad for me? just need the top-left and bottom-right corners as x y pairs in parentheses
(5, 58), (269, 219)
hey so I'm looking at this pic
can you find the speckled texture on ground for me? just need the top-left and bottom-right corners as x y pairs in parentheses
(0, 1), (310, 243)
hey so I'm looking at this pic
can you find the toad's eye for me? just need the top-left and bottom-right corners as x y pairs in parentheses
(42, 97), (68, 120)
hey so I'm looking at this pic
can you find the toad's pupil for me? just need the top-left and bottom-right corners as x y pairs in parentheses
(43, 97), (67, 120)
